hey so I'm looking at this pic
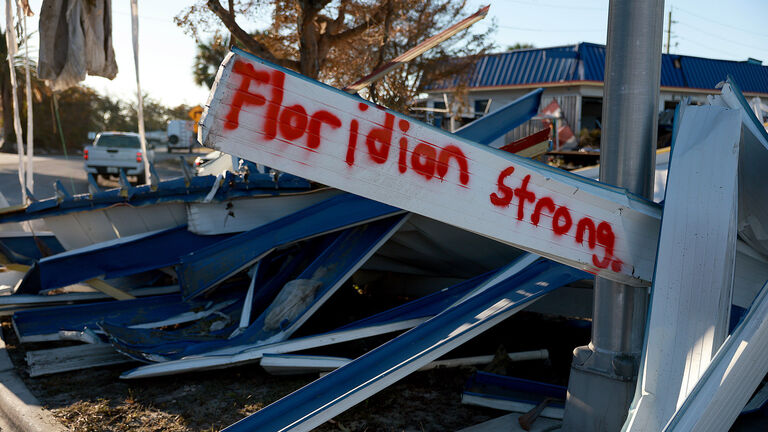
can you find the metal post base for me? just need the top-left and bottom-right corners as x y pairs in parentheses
(562, 344), (639, 431)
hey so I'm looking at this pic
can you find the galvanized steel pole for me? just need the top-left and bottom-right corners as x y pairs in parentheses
(562, 0), (664, 430)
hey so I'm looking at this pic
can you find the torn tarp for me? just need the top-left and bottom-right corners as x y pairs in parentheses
(38, 0), (117, 91)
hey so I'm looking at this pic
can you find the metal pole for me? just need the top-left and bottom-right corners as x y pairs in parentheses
(562, 0), (664, 430)
(130, 0), (150, 185)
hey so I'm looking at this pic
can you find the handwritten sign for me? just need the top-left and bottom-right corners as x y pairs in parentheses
(200, 48), (662, 286)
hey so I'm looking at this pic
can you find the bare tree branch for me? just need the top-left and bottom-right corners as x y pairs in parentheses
(206, 0), (299, 70)
(325, 0), (390, 44)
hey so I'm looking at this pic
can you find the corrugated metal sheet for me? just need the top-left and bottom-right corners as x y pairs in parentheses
(578, 43), (605, 82)
(425, 42), (768, 94)
(680, 56), (768, 93)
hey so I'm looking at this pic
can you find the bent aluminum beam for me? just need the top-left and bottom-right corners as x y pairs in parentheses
(223, 215), (407, 345)
(104, 216), (406, 360)
(200, 48), (661, 286)
(178, 193), (402, 299)
(223, 258), (587, 432)
(12, 292), (237, 343)
(120, 272), (496, 378)
(453, 88), (544, 145)
(16, 226), (232, 294)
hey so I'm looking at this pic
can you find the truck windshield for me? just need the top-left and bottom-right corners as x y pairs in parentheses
(95, 135), (141, 148)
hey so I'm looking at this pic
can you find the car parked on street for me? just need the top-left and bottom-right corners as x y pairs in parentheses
(84, 132), (153, 184)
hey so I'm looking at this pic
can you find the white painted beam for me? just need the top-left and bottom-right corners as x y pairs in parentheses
(200, 49), (662, 286)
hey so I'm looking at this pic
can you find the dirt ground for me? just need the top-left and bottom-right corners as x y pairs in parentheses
(2, 309), (591, 432)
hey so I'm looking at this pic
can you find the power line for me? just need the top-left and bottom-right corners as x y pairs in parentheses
(673, 6), (768, 40)
(497, 24), (605, 33)
(503, 0), (605, 11)
(675, 35), (750, 59)
(676, 22), (768, 55)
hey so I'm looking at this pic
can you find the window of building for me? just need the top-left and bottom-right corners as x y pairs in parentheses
(432, 101), (446, 127)
(474, 99), (490, 117)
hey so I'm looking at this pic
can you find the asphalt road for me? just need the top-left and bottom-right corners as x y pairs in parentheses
(0, 146), (205, 206)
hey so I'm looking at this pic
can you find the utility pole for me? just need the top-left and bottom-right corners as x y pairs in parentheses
(665, 8), (677, 54)
(562, 0), (664, 430)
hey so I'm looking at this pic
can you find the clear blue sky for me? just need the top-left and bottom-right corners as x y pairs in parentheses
(14, 0), (768, 107)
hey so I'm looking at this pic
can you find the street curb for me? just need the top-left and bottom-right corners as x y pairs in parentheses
(0, 332), (68, 432)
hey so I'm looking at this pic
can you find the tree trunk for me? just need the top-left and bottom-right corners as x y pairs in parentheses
(0, 71), (13, 149)
(298, 10), (321, 79)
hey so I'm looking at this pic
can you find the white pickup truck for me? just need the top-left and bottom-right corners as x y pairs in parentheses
(84, 132), (153, 184)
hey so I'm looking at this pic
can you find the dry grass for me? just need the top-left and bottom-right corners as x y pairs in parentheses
(1, 311), (589, 431)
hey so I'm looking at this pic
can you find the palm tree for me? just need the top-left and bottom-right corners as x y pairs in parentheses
(193, 33), (231, 89)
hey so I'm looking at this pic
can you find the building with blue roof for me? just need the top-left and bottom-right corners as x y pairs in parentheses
(419, 42), (768, 146)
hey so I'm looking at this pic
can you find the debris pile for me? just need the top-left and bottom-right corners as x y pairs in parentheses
(1, 49), (767, 432)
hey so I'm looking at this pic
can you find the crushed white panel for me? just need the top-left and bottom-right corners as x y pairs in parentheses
(260, 354), (349, 375)
(43, 203), (186, 250)
(104, 203), (186, 238)
(663, 281), (768, 432)
(129, 299), (238, 329)
(261, 349), (549, 376)
(624, 105), (741, 431)
(121, 318), (428, 379)
(715, 82), (768, 259)
(200, 49), (662, 286)
(462, 393), (564, 420)
(26, 343), (131, 377)
(0, 191), (25, 232)
(187, 188), (341, 235)
(195, 152), (238, 177)
(457, 413), (561, 432)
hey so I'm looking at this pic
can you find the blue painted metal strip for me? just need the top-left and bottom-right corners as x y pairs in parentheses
(179, 193), (402, 299)
(178, 215), (405, 357)
(223, 259), (587, 431)
(107, 263), (492, 363)
(463, 371), (567, 407)
(95, 239), (340, 357)
(453, 88), (543, 145)
(0, 172), (311, 224)
(0, 234), (63, 264)
(119, 268), (512, 375)
(13, 294), (196, 341)
(105, 217), (405, 360)
(16, 226), (233, 294)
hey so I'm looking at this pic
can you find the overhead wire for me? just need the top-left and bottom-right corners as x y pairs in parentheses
(497, 24), (605, 33)
(673, 5), (768, 40)
(675, 22), (768, 56)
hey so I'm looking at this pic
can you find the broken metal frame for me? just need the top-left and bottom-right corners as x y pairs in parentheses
(222, 258), (586, 431)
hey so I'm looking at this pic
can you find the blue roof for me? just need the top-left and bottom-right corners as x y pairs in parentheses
(425, 42), (768, 95)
